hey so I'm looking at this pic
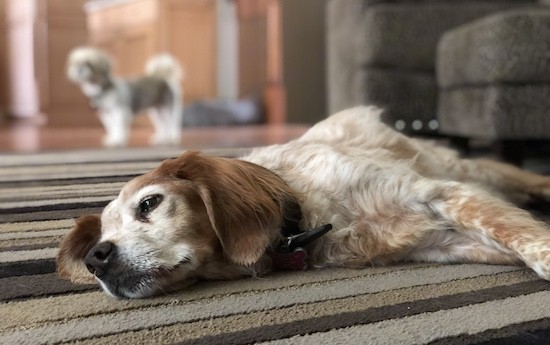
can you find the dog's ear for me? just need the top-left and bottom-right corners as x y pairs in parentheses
(56, 215), (101, 284)
(159, 151), (294, 266)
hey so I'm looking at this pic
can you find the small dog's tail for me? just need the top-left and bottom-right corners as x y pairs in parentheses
(145, 54), (184, 83)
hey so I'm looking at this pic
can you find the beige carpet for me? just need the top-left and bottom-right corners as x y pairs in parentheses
(1, 147), (550, 345)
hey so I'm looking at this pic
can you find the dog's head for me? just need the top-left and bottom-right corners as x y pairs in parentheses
(66, 46), (113, 87)
(57, 152), (297, 298)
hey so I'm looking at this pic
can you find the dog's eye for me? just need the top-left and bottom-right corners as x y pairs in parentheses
(138, 194), (163, 221)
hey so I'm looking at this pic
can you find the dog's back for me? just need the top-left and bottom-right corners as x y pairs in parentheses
(127, 76), (175, 113)
(128, 54), (183, 113)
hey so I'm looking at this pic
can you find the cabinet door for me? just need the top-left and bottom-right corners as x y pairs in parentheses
(111, 24), (156, 77)
(162, 0), (217, 103)
(45, 0), (94, 117)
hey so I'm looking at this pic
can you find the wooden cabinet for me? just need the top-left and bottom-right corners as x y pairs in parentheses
(88, 0), (286, 124)
(0, 0), (287, 126)
(86, 0), (217, 105)
(236, 0), (285, 124)
(2, 0), (97, 126)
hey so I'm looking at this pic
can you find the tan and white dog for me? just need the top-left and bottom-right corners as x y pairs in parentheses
(57, 106), (550, 298)
(67, 47), (183, 147)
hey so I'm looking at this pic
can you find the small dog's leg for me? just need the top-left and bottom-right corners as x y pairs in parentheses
(98, 112), (117, 147)
(149, 104), (182, 146)
(168, 101), (182, 145)
(102, 110), (130, 147)
(429, 182), (550, 279)
(148, 109), (166, 145)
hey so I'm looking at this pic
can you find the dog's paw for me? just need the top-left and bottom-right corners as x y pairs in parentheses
(149, 135), (180, 146)
(528, 259), (550, 280)
(102, 136), (126, 148)
(149, 135), (166, 146)
(169, 135), (181, 146)
(522, 246), (550, 280)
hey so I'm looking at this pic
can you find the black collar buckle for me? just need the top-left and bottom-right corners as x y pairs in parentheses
(278, 223), (333, 253)
(268, 224), (333, 271)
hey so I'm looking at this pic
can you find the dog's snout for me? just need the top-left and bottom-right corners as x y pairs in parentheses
(84, 242), (115, 277)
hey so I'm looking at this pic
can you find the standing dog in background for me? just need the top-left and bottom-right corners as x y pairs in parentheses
(67, 47), (183, 147)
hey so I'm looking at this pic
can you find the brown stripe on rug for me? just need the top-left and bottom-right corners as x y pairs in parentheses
(0, 258), (57, 280)
(1, 148), (550, 345)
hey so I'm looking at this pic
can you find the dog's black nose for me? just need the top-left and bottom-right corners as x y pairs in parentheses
(84, 242), (115, 278)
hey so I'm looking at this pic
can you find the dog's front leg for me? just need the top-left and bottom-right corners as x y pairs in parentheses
(98, 111), (115, 146)
(148, 105), (182, 146)
(148, 108), (170, 145)
(428, 181), (550, 279)
(100, 110), (130, 147)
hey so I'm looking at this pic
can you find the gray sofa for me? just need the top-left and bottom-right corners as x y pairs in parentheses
(437, 8), (550, 163)
(326, 0), (535, 135)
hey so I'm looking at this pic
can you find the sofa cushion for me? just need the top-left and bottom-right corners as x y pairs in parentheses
(437, 9), (550, 88)
(438, 85), (550, 139)
(357, 2), (530, 72)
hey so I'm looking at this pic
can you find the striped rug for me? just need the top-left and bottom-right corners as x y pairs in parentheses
(2, 147), (550, 345)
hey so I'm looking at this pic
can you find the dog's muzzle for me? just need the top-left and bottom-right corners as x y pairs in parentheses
(84, 241), (116, 278)
(84, 241), (154, 298)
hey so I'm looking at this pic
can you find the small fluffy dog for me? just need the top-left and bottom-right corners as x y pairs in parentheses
(67, 47), (183, 147)
(57, 106), (550, 298)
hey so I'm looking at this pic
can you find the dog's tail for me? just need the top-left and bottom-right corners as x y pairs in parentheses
(145, 54), (184, 84)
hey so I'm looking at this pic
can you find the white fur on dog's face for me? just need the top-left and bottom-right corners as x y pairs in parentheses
(96, 183), (200, 298)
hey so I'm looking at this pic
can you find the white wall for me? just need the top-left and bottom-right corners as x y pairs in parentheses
(216, 0), (238, 100)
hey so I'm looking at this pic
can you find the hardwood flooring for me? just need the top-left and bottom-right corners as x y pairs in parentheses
(0, 122), (309, 153)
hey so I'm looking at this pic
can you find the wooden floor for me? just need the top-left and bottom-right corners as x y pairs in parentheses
(0, 122), (310, 153)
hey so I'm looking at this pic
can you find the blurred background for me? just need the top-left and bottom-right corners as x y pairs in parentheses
(1, 0), (550, 166)
(0, 0), (328, 151)
(0, 0), (331, 126)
